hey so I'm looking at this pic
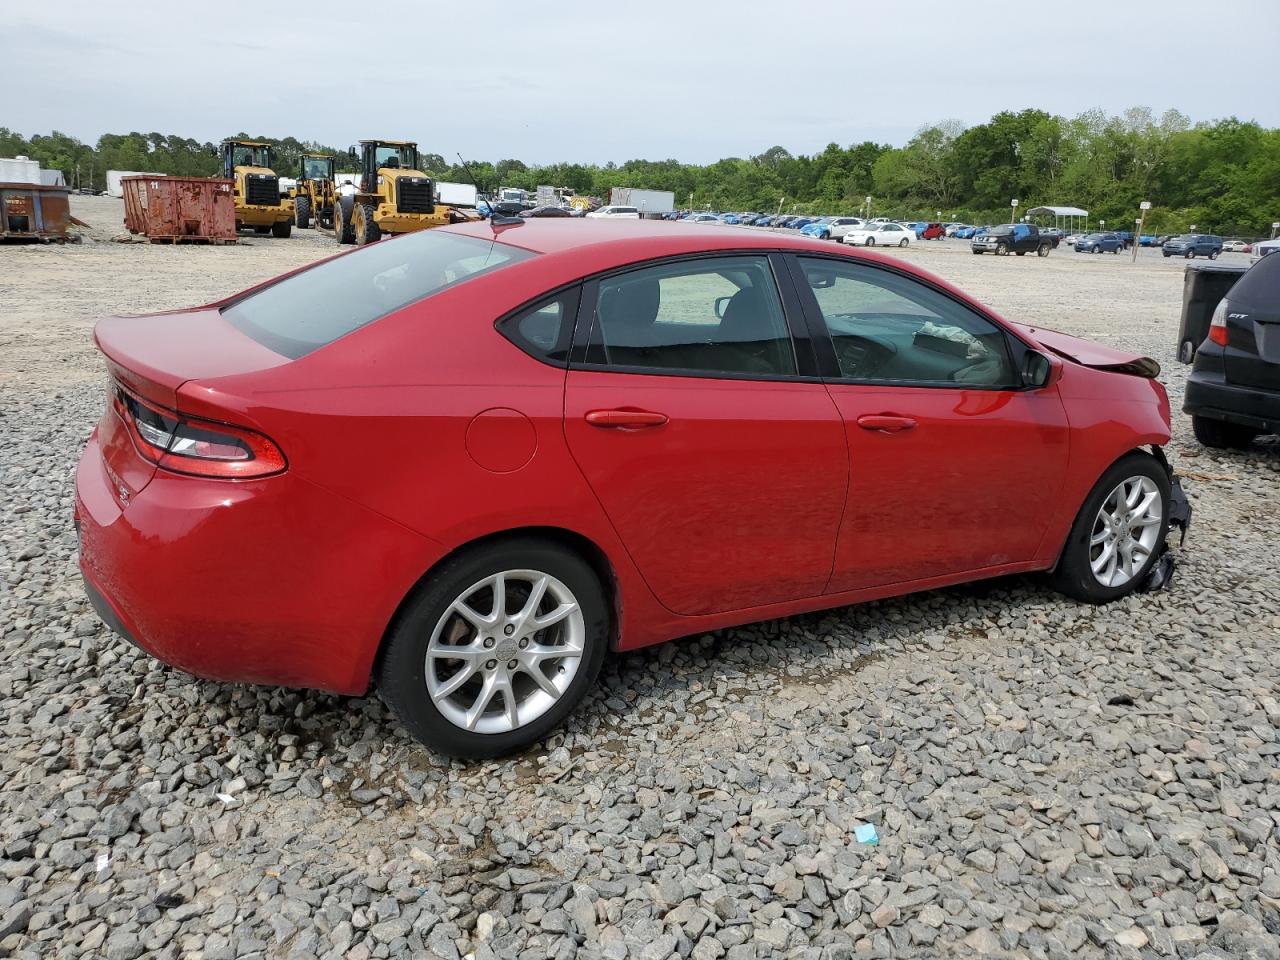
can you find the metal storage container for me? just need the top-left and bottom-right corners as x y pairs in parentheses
(1178, 261), (1250, 363)
(0, 182), (71, 241)
(121, 176), (237, 243)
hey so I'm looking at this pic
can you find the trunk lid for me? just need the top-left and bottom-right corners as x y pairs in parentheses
(1014, 324), (1160, 378)
(95, 308), (289, 408)
(93, 308), (289, 504)
(1220, 254), (1280, 389)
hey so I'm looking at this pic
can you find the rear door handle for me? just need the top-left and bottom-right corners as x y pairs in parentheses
(585, 409), (669, 429)
(856, 414), (917, 433)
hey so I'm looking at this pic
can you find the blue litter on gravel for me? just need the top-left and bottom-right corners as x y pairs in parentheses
(854, 823), (879, 845)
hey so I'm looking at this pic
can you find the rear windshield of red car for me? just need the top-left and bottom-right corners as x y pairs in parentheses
(222, 231), (535, 358)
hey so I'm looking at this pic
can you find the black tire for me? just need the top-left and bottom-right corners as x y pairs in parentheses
(334, 195), (355, 244)
(1192, 415), (1257, 449)
(898, 238), (908, 247)
(295, 196), (311, 229)
(972, 249), (982, 254)
(866, 237), (875, 247)
(1208, 250), (1219, 260)
(376, 538), (609, 758)
(1050, 451), (1171, 604)
(253, 226), (271, 235)
(996, 242), (1008, 256)
(354, 201), (381, 245)
(1178, 340), (1196, 364)
(1185, 250), (1194, 259)
(1037, 243), (1050, 257)
(271, 219), (292, 238)
(1112, 246), (1120, 254)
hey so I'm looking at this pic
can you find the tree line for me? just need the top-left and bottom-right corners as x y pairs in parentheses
(4, 106), (1278, 235)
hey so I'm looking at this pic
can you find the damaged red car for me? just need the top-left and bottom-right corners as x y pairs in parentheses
(75, 220), (1190, 757)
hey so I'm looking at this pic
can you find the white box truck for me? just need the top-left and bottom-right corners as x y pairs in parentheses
(609, 188), (675, 216)
(437, 181), (478, 208)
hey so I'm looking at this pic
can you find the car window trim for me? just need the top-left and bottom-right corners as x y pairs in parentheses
(567, 251), (822, 383)
(782, 251), (1030, 391)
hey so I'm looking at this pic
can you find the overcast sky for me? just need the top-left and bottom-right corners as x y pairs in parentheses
(6, 1), (1277, 164)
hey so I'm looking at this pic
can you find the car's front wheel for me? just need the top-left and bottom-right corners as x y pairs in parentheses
(865, 237), (875, 246)
(1192, 415), (1257, 449)
(1050, 452), (1170, 604)
(377, 539), (609, 758)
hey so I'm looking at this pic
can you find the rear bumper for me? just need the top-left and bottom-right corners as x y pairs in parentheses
(75, 434), (440, 695)
(1184, 370), (1280, 434)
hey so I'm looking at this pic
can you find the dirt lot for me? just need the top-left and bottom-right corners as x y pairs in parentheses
(1, 195), (1277, 959)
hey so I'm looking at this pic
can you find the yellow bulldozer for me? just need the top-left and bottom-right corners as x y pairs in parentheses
(291, 154), (336, 230)
(335, 139), (465, 245)
(220, 139), (294, 237)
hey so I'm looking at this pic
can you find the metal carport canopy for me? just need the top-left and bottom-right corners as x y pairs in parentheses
(1027, 205), (1088, 217)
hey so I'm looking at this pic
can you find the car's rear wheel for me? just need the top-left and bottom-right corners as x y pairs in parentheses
(899, 238), (908, 247)
(1178, 339), (1196, 364)
(1209, 250), (1219, 260)
(376, 539), (609, 758)
(1185, 249), (1194, 259)
(866, 237), (876, 246)
(1037, 243), (1050, 257)
(1050, 452), (1170, 604)
(1192, 415), (1258, 449)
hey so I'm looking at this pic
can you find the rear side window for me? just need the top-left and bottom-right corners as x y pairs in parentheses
(498, 288), (581, 365)
(223, 231), (534, 358)
(586, 255), (796, 378)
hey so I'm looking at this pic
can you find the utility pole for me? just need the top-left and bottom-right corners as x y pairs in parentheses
(1132, 201), (1150, 263)
(1010, 198), (1018, 225)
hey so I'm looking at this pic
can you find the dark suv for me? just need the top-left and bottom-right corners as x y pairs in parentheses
(1184, 251), (1280, 447)
(1163, 234), (1223, 259)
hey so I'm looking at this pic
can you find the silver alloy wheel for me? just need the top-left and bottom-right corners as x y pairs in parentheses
(1089, 476), (1163, 588)
(425, 570), (585, 734)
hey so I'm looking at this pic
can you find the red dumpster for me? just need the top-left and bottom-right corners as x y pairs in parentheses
(0, 182), (71, 242)
(121, 176), (236, 243)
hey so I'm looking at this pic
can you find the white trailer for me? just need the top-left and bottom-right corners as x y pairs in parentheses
(437, 181), (478, 208)
(609, 188), (675, 216)
(106, 170), (163, 198)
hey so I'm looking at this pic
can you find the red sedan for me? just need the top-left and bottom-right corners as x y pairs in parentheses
(75, 220), (1190, 757)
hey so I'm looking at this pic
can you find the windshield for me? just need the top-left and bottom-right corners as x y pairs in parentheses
(223, 231), (534, 359)
(302, 157), (333, 181)
(231, 144), (271, 168)
(374, 144), (418, 171)
(988, 225), (1014, 236)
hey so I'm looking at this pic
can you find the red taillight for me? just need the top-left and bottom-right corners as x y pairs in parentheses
(1208, 299), (1229, 347)
(112, 383), (286, 479)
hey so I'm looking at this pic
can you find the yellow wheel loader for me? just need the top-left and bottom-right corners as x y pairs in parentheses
(220, 140), (295, 237)
(334, 140), (463, 246)
(291, 154), (336, 230)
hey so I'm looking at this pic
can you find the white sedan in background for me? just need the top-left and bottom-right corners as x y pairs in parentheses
(1222, 239), (1251, 253)
(586, 206), (640, 219)
(842, 222), (912, 247)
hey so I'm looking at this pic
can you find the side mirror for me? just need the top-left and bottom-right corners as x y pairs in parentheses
(1021, 350), (1056, 388)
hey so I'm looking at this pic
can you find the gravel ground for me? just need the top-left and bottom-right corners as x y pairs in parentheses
(1, 197), (1278, 959)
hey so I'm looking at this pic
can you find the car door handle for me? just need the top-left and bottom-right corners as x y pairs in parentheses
(856, 414), (917, 433)
(584, 409), (669, 429)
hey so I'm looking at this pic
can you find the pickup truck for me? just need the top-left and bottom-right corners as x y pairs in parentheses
(970, 223), (1054, 257)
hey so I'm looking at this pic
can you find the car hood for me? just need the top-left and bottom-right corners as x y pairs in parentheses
(1014, 324), (1160, 378)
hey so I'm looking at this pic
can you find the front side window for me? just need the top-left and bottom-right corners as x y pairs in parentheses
(798, 258), (1015, 387)
(302, 157), (332, 180)
(224, 231), (534, 358)
(588, 256), (796, 377)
